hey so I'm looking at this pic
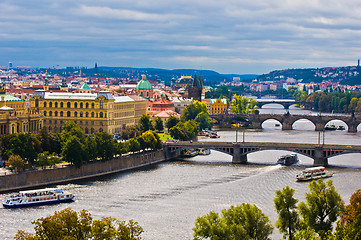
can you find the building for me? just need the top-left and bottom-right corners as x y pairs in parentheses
(136, 75), (153, 99)
(0, 87), (42, 135)
(148, 98), (175, 113)
(210, 99), (227, 114)
(188, 74), (202, 101)
(30, 90), (146, 134)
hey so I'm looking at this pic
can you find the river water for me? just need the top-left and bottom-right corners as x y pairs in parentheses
(0, 105), (361, 239)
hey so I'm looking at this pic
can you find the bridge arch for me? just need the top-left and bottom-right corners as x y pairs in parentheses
(324, 119), (348, 131)
(257, 103), (288, 109)
(261, 119), (282, 130)
(292, 118), (315, 131)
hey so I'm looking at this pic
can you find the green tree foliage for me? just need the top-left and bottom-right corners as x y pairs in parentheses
(231, 94), (258, 114)
(128, 138), (140, 153)
(335, 189), (361, 240)
(298, 179), (344, 239)
(205, 85), (230, 100)
(61, 121), (85, 143)
(85, 135), (97, 161)
(195, 112), (213, 130)
(36, 151), (61, 168)
(165, 116), (180, 130)
(37, 127), (61, 154)
(138, 114), (153, 133)
(181, 100), (208, 121)
(62, 135), (87, 167)
(193, 203), (273, 240)
(140, 130), (162, 150)
(169, 120), (198, 141)
(120, 125), (138, 140)
(95, 132), (116, 161)
(154, 117), (164, 132)
(14, 208), (143, 240)
(6, 154), (24, 171)
(274, 186), (299, 240)
(8, 133), (42, 164)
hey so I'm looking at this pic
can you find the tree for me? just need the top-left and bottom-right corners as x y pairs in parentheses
(169, 120), (198, 141)
(141, 130), (161, 150)
(95, 132), (116, 161)
(61, 121), (85, 144)
(6, 154), (24, 171)
(335, 189), (361, 240)
(154, 117), (164, 132)
(298, 179), (344, 240)
(128, 138), (140, 153)
(85, 135), (97, 161)
(36, 151), (61, 168)
(195, 111), (213, 130)
(165, 116), (180, 130)
(8, 133), (42, 164)
(193, 203), (273, 240)
(14, 208), (143, 240)
(138, 114), (153, 133)
(181, 100), (208, 121)
(62, 135), (87, 167)
(274, 186), (299, 240)
(231, 94), (258, 114)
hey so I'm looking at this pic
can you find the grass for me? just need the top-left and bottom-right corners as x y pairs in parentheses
(158, 133), (173, 141)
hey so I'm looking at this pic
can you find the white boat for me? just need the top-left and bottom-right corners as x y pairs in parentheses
(296, 166), (333, 181)
(3, 188), (74, 208)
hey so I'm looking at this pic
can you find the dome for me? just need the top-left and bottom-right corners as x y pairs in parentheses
(136, 80), (152, 90)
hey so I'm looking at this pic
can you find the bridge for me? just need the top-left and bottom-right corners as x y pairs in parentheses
(164, 141), (361, 166)
(210, 113), (361, 132)
(255, 99), (314, 109)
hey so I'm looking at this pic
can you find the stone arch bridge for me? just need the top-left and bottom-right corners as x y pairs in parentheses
(164, 141), (361, 166)
(210, 113), (361, 132)
(255, 99), (315, 109)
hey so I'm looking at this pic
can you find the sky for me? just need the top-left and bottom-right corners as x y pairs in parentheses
(1, 0), (361, 74)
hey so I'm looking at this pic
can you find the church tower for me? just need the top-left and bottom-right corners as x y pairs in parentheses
(60, 78), (68, 92)
(188, 74), (202, 102)
(43, 77), (49, 91)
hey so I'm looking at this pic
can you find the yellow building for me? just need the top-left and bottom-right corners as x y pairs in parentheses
(0, 90), (42, 135)
(210, 98), (227, 114)
(31, 90), (146, 134)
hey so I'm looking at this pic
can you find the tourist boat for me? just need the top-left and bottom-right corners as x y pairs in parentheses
(3, 188), (74, 208)
(337, 125), (345, 130)
(277, 154), (299, 166)
(181, 149), (198, 158)
(198, 148), (211, 155)
(296, 166), (333, 181)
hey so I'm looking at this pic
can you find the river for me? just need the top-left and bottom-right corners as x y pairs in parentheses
(0, 105), (360, 239)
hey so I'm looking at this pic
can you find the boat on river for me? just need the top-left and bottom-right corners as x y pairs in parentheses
(277, 154), (299, 166)
(3, 188), (74, 208)
(198, 148), (211, 155)
(325, 124), (337, 130)
(296, 166), (333, 181)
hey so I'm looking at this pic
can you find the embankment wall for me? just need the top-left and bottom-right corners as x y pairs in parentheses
(0, 150), (166, 193)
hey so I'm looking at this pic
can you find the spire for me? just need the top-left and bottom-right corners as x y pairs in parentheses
(95, 62), (98, 75)
(44, 77), (49, 86)
(192, 74), (200, 88)
(61, 78), (67, 87)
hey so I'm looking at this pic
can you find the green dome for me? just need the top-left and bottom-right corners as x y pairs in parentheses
(136, 80), (152, 90)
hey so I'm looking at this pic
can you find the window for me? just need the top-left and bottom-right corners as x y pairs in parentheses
(49, 102), (52, 108)
(67, 111), (71, 117)
(80, 102), (83, 108)
(60, 102), (64, 108)
(55, 102), (58, 108)
(86, 112), (89, 117)
(86, 103), (89, 108)
(91, 103), (95, 108)
(91, 112), (94, 117)
(44, 111), (47, 116)
(74, 111), (78, 117)
(67, 102), (71, 108)
(100, 100), (103, 109)
(35, 99), (39, 108)
(43, 102), (47, 108)
(60, 111), (63, 117)
(80, 112), (83, 117)
(74, 102), (78, 108)
(55, 111), (58, 117)
(100, 112), (103, 118)
(49, 111), (52, 116)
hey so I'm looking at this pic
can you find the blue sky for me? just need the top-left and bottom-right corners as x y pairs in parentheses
(1, 0), (361, 74)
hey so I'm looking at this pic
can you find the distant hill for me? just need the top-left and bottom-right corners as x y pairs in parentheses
(97, 67), (258, 85)
(257, 65), (361, 85)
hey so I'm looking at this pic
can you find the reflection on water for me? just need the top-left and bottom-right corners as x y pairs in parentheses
(0, 105), (360, 239)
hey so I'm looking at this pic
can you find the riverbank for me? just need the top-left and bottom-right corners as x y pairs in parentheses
(0, 149), (167, 193)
